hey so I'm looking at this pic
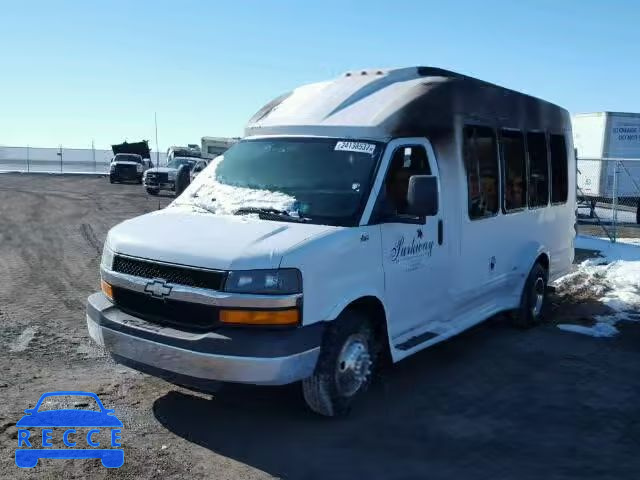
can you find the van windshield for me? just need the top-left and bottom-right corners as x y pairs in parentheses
(174, 137), (383, 226)
(167, 158), (196, 169)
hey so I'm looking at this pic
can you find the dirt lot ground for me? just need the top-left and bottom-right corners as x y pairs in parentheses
(1, 173), (639, 480)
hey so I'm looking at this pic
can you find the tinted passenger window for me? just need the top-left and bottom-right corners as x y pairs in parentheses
(383, 146), (431, 215)
(464, 126), (499, 219)
(550, 134), (568, 204)
(527, 132), (549, 207)
(500, 130), (527, 211)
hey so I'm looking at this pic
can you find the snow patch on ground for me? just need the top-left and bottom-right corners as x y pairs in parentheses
(171, 157), (297, 216)
(555, 236), (640, 338)
(557, 322), (619, 338)
(9, 326), (38, 352)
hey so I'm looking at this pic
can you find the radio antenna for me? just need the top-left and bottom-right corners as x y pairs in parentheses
(154, 112), (161, 210)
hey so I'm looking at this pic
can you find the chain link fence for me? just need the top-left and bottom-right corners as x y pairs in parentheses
(577, 157), (640, 242)
(0, 145), (167, 174)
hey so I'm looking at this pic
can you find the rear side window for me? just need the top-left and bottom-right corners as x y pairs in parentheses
(527, 132), (549, 207)
(500, 130), (527, 211)
(464, 126), (499, 219)
(550, 134), (568, 204)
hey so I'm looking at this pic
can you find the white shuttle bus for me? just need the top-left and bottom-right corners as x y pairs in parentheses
(87, 67), (576, 416)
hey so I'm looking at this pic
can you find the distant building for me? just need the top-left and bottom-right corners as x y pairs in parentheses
(201, 137), (240, 159)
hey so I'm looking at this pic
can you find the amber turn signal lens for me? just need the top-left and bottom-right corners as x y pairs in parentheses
(219, 309), (299, 326)
(101, 279), (114, 300)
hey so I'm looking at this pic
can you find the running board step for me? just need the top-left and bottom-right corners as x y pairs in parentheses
(395, 331), (439, 351)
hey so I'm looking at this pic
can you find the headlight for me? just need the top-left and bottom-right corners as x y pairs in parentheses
(101, 242), (115, 270)
(225, 269), (302, 295)
(168, 171), (177, 180)
(136, 164), (143, 172)
(110, 163), (115, 171)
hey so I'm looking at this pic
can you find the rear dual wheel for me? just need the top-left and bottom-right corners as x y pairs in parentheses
(511, 262), (548, 328)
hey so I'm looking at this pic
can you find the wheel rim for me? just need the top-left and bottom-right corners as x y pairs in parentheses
(335, 333), (372, 397)
(532, 277), (545, 318)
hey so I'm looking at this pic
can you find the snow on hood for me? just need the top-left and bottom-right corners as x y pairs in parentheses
(113, 161), (141, 166)
(146, 166), (177, 173)
(554, 236), (640, 338)
(170, 156), (297, 216)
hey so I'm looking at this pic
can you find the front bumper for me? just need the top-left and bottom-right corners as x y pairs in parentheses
(143, 180), (175, 190)
(86, 292), (322, 386)
(142, 177), (176, 190)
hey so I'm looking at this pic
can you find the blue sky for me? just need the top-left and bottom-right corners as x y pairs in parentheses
(2, 0), (639, 151)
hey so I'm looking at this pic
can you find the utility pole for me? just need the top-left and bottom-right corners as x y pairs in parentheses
(154, 113), (160, 168)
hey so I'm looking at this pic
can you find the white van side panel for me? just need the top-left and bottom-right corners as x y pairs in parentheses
(279, 226), (386, 326)
(387, 120), (575, 363)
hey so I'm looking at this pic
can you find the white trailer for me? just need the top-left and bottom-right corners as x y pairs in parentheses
(573, 112), (640, 198)
(201, 137), (239, 160)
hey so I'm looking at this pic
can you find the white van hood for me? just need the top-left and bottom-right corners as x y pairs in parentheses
(146, 167), (176, 174)
(107, 209), (336, 271)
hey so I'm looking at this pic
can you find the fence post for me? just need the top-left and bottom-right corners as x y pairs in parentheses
(26, 145), (30, 172)
(58, 145), (63, 173)
(612, 160), (619, 243)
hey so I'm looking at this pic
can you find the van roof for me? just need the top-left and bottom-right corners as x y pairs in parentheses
(245, 66), (571, 140)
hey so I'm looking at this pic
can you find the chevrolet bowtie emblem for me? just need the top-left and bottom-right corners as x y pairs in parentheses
(144, 279), (172, 298)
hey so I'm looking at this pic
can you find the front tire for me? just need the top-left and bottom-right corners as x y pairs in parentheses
(302, 311), (377, 417)
(146, 188), (159, 196)
(511, 262), (548, 328)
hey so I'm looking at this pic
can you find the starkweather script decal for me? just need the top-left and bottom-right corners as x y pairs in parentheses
(390, 228), (434, 264)
(334, 141), (376, 155)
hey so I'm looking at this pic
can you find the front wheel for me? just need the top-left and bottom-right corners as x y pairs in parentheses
(302, 311), (377, 417)
(511, 262), (548, 328)
(146, 188), (159, 196)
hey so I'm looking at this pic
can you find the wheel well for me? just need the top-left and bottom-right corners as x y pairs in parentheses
(536, 253), (549, 272)
(343, 296), (391, 365)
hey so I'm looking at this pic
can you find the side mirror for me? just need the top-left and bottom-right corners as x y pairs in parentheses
(407, 175), (438, 217)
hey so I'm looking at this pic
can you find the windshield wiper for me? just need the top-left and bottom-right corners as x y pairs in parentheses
(234, 207), (311, 223)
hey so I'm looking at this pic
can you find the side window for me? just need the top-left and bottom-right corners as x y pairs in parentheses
(500, 130), (527, 212)
(383, 145), (431, 216)
(464, 126), (499, 219)
(527, 132), (549, 207)
(550, 134), (568, 204)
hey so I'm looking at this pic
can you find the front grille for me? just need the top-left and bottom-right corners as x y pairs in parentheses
(147, 172), (169, 183)
(115, 164), (138, 178)
(112, 255), (227, 290)
(113, 287), (218, 331)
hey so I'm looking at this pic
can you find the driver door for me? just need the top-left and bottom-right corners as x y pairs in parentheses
(372, 138), (449, 350)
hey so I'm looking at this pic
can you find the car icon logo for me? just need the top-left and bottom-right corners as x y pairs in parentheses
(144, 279), (172, 299)
(15, 391), (124, 469)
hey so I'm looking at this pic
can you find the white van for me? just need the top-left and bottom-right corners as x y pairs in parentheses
(87, 67), (576, 416)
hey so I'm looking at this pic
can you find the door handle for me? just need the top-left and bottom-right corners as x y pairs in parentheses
(438, 219), (443, 245)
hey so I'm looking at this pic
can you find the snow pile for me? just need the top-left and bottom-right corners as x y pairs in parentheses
(557, 322), (619, 338)
(170, 157), (297, 216)
(555, 236), (640, 338)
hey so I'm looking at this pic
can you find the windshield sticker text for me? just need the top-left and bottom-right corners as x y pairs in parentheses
(335, 141), (376, 155)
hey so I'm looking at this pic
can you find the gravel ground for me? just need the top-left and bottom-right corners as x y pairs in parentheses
(1, 173), (639, 480)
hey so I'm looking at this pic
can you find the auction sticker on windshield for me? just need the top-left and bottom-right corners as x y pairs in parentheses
(334, 141), (376, 155)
